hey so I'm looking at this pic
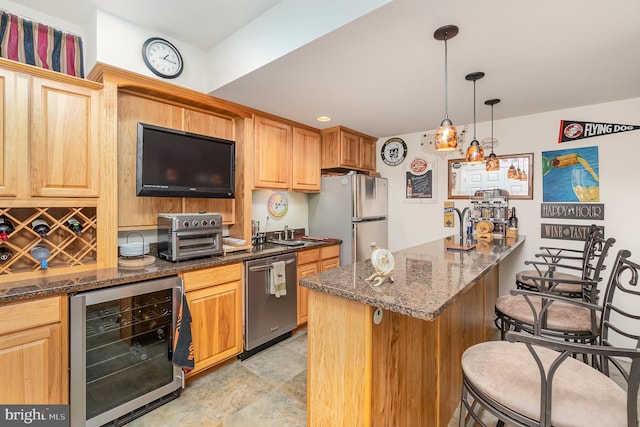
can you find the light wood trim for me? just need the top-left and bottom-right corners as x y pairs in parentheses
(0, 296), (62, 335)
(308, 289), (372, 426)
(181, 262), (242, 292)
(1, 58), (102, 89)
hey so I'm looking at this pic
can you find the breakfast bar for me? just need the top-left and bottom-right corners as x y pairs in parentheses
(300, 235), (525, 427)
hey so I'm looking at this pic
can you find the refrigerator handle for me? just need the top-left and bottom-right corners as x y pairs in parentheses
(352, 223), (357, 265)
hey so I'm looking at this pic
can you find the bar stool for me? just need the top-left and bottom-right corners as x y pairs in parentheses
(461, 249), (640, 427)
(495, 234), (615, 342)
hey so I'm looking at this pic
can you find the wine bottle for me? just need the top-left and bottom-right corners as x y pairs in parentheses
(0, 246), (13, 263)
(0, 216), (15, 241)
(30, 244), (50, 269)
(508, 207), (518, 229)
(66, 217), (83, 236)
(31, 218), (50, 239)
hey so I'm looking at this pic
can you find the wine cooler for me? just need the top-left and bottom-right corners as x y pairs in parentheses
(69, 276), (184, 427)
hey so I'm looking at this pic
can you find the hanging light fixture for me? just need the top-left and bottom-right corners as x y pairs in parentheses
(485, 98), (501, 172)
(433, 25), (459, 151)
(465, 72), (485, 164)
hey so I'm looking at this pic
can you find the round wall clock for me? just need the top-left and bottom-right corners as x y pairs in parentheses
(381, 137), (408, 166)
(268, 192), (288, 217)
(142, 37), (184, 79)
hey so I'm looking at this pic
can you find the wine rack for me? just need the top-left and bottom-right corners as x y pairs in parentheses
(0, 206), (97, 277)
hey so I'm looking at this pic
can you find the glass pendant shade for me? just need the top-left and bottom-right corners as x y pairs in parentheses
(484, 98), (501, 172)
(486, 152), (500, 171)
(466, 139), (484, 163)
(435, 119), (457, 151)
(465, 71), (485, 164)
(433, 25), (459, 151)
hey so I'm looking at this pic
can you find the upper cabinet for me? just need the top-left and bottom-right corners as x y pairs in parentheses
(0, 64), (102, 199)
(30, 78), (100, 197)
(321, 126), (377, 173)
(253, 116), (321, 192)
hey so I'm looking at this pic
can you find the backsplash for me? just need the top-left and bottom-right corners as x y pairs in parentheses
(252, 190), (310, 235)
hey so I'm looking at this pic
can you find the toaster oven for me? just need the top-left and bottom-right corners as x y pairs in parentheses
(157, 213), (223, 261)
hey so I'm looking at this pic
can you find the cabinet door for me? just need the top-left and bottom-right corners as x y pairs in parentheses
(254, 116), (291, 189)
(117, 93), (182, 229)
(0, 324), (65, 404)
(292, 127), (321, 192)
(0, 68), (21, 197)
(0, 296), (66, 404)
(183, 109), (236, 224)
(321, 257), (340, 271)
(297, 261), (319, 325)
(360, 136), (377, 171)
(30, 78), (100, 197)
(340, 131), (360, 168)
(186, 280), (243, 375)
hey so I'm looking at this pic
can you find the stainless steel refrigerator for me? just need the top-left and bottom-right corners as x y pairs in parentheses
(309, 173), (388, 266)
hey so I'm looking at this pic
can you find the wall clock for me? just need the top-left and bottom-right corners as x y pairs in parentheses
(142, 37), (184, 79)
(381, 137), (407, 166)
(268, 192), (288, 217)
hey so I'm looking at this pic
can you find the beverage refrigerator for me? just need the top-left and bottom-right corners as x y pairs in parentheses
(309, 173), (388, 266)
(69, 276), (184, 427)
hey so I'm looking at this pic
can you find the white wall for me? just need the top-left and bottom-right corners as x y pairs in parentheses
(94, 11), (208, 91)
(377, 97), (640, 298)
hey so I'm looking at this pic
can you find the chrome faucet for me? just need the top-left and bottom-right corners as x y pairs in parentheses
(283, 225), (289, 240)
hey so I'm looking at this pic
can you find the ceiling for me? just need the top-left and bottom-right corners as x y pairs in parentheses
(10, 0), (640, 138)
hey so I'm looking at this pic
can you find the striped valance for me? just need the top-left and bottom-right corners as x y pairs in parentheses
(0, 10), (84, 78)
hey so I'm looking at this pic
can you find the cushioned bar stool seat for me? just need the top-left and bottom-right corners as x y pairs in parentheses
(462, 340), (628, 427)
(515, 269), (583, 296)
(495, 293), (600, 336)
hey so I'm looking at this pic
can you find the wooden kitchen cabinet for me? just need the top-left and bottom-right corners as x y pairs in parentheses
(0, 68), (20, 197)
(182, 263), (243, 376)
(0, 296), (68, 404)
(291, 126), (321, 192)
(253, 116), (321, 192)
(297, 243), (340, 325)
(321, 125), (377, 173)
(254, 116), (292, 189)
(30, 77), (101, 197)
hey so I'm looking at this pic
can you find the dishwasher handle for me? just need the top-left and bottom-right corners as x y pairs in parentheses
(248, 258), (295, 272)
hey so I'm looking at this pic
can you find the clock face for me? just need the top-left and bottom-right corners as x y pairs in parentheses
(142, 37), (184, 79)
(381, 137), (408, 166)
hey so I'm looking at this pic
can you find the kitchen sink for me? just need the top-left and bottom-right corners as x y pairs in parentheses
(267, 239), (307, 247)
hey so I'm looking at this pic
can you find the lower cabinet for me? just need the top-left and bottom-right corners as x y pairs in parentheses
(297, 244), (340, 325)
(0, 296), (67, 404)
(181, 263), (243, 376)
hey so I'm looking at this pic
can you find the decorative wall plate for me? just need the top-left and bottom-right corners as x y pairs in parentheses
(268, 192), (288, 217)
(381, 137), (408, 166)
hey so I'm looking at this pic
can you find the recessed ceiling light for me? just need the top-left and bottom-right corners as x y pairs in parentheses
(317, 116), (331, 122)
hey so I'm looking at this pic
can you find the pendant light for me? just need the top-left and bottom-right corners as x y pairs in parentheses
(465, 72), (485, 164)
(433, 25), (459, 151)
(485, 98), (501, 172)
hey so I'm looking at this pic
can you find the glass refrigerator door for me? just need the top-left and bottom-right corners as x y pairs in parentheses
(70, 276), (182, 427)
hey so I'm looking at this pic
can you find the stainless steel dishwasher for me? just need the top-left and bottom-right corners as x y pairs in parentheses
(241, 251), (297, 359)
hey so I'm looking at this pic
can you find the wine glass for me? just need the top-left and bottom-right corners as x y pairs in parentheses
(571, 168), (599, 202)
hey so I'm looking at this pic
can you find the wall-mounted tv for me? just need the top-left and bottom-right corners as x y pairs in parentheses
(136, 122), (235, 198)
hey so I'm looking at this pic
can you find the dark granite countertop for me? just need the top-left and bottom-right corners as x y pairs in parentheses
(299, 235), (526, 321)
(0, 240), (340, 303)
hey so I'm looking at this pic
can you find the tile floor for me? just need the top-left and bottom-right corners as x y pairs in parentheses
(127, 330), (309, 427)
(125, 328), (480, 427)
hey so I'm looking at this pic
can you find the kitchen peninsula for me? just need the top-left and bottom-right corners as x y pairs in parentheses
(300, 235), (525, 426)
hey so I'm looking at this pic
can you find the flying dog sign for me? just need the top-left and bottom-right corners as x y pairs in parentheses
(558, 120), (640, 143)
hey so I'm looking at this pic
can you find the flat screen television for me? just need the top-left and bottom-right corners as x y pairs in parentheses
(136, 123), (235, 198)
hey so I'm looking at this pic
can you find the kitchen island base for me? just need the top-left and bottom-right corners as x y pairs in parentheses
(307, 264), (498, 426)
